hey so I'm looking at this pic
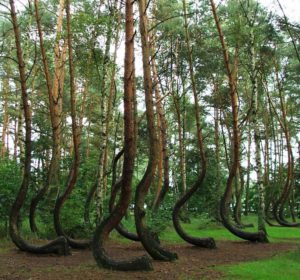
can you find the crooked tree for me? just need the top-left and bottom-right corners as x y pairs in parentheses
(172, 0), (216, 248)
(8, 0), (69, 255)
(210, 0), (268, 243)
(92, 0), (152, 271)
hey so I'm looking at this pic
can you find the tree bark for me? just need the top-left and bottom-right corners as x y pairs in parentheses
(8, 0), (69, 255)
(150, 30), (170, 211)
(1, 64), (10, 157)
(249, 25), (267, 233)
(134, 0), (177, 261)
(272, 60), (299, 227)
(53, 0), (90, 248)
(210, 0), (268, 242)
(30, 0), (67, 233)
(92, 0), (152, 270)
(172, 0), (216, 248)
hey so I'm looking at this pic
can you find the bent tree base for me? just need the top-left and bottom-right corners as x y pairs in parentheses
(172, 179), (216, 248)
(9, 0), (70, 256)
(109, 178), (140, 242)
(93, 218), (152, 271)
(135, 203), (178, 261)
(221, 198), (269, 243)
(93, 0), (153, 271)
(54, 194), (91, 249)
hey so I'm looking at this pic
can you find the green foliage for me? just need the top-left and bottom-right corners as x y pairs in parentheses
(220, 250), (300, 280)
(0, 157), (21, 237)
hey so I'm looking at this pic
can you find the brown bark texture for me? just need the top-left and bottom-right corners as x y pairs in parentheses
(92, 0), (152, 271)
(8, 0), (69, 255)
(210, 0), (268, 242)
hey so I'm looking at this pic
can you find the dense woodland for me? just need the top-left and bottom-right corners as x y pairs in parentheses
(0, 0), (299, 274)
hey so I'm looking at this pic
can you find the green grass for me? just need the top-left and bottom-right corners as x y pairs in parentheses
(111, 215), (300, 245)
(159, 216), (300, 244)
(219, 249), (300, 280)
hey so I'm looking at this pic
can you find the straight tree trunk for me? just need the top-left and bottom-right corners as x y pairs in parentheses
(150, 30), (170, 211)
(212, 79), (221, 221)
(249, 26), (267, 233)
(171, 40), (187, 198)
(95, 8), (114, 223)
(13, 100), (23, 159)
(1, 64), (10, 157)
(244, 123), (251, 216)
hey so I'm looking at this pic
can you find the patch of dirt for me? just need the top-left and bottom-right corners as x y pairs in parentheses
(0, 240), (297, 280)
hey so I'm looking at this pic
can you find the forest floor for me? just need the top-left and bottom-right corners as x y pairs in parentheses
(0, 239), (298, 280)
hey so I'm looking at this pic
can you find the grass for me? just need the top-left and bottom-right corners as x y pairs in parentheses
(159, 216), (300, 244)
(219, 249), (300, 280)
(112, 214), (300, 245)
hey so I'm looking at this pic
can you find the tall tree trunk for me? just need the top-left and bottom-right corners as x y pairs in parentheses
(249, 26), (267, 233)
(210, 0), (268, 242)
(30, 0), (67, 233)
(13, 99), (22, 159)
(272, 60), (299, 227)
(150, 30), (170, 211)
(53, 0), (90, 248)
(171, 40), (187, 201)
(95, 7), (114, 223)
(92, 0), (152, 270)
(172, 0), (215, 248)
(103, 2), (140, 242)
(134, 0), (177, 261)
(212, 78), (221, 221)
(8, 0), (69, 255)
(1, 64), (10, 157)
(171, 81), (187, 197)
(244, 123), (251, 216)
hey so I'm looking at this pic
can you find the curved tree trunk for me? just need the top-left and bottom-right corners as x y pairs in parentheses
(172, 0), (216, 248)
(30, 0), (66, 233)
(92, 0), (152, 270)
(8, 0), (69, 255)
(210, 0), (268, 243)
(272, 60), (299, 227)
(53, 0), (90, 249)
(233, 163), (253, 228)
(134, 0), (177, 261)
(109, 148), (140, 241)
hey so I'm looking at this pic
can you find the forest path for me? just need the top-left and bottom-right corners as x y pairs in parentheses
(0, 240), (298, 279)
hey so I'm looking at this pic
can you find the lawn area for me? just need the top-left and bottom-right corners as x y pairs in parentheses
(157, 215), (300, 244)
(219, 249), (300, 280)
